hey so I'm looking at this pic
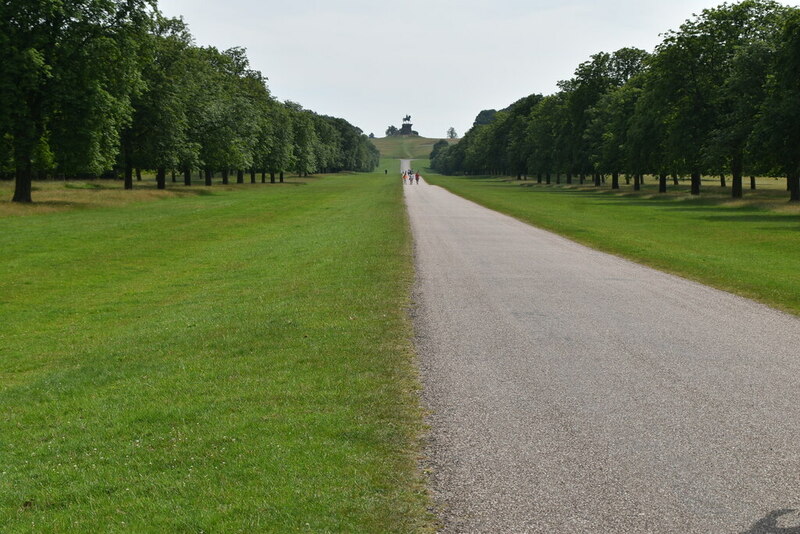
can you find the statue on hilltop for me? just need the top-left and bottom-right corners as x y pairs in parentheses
(399, 114), (416, 136)
(386, 115), (419, 137)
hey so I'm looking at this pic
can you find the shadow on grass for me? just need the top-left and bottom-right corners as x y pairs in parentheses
(64, 182), (109, 190)
(520, 185), (797, 214)
(699, 213), (800, 223)
(23, 200), (91, 209)
(441, 177), (800, 231)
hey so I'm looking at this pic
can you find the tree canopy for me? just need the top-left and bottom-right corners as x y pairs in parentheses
(431, 0), (800, 201)
(0, 1), (378, 202)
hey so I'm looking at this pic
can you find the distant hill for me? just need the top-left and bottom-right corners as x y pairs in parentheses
(370, 136), (458, 160)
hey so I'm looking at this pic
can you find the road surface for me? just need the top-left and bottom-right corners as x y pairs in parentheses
(405, 176), (800, 533)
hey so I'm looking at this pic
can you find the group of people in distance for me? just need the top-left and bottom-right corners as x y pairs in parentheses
(403, 170), (420, 185)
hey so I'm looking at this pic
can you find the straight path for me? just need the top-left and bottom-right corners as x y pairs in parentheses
(405, 178), (800, 533)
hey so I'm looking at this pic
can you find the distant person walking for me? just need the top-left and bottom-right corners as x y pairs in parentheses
(415, 172), (420, 184)
(402, 172), (408, 184)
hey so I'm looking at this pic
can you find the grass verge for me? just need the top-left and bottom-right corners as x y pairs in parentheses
(423, 173), (800, 316)
(0, 172), (433, 532)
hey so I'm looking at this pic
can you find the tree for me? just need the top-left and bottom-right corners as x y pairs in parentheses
(264, 102), (295, 182)
(289, 103), (319, 177)
(526, 94), (566, 183)
(586, 83), (642, 189)
(646, 0), (789, 195)
(560, 48), (647, 185)
(447, 127), (458, 139)
(430, 139), (450, 161)
(751, 7), (800, 201)
(1, 0), (155, 202)
(119, 15), (195, 190)
(503, 94), (544, 179)
(473, 110), (496, 126)
(189, 46), (260, 184)
(385, 125), (399, 136)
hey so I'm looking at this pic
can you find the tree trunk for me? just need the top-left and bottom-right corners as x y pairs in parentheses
(625, 174), (630, 185)
(731, 155), (743, 198)
(594, 173), (601, 187)
(279, 171), (284, 183)
(720, 174), (727, 188)
(251, 169), (256, 184)
(136, 168), (142, 182)
(750, 176), (756, 190)
(536, 173), (542, 184)
(205, 168), (212, 186)
(12, 161), (33, 203)
(222, 169), (229, 185)
(184, 167), (192, 186)
(517, 173), (522, 181)
(691, 172), (701, 195)
(156, 167), (166, 190)
(659, 173), (667, 193)
(124, 164), (133, 190)
(611, 172), (620, 190)
(579, 173), (585, 185)
(566, 172), (573, 184)
(789, 172), (800, 202)
(672, 173), (679, 186)
(545, 172), (551, 185)
(556, 173), (561, 184)
(633, 174), (641, 191)
(270, 171), (276, 184)
(171, 170), (177, 183)
(236, 170), (244, 184)
(261, 170), (266, 183)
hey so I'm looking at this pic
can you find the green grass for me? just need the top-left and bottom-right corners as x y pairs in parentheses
(0, 172), (433, 532)
(370, 137), (448, 160)
(423, 172), (800, 316)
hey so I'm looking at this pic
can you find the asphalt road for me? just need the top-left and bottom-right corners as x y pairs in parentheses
(405, 177), (800, 533)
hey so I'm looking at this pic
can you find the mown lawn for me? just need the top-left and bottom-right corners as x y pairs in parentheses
(423, 173), (800, 316)
(0, 172), (432, 532)
(370, 137), (444, 161)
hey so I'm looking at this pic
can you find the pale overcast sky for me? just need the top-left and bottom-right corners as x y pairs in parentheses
(156, 0), (795, 139)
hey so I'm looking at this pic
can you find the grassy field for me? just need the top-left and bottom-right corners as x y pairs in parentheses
(370, 136), (449, 161)
(0, 172), (433, 532)
(422, 171), (800, 316)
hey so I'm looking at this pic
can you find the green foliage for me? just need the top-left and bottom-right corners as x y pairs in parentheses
(473, 109), (497, 126)
(433, 0), (800, 201)
(1, 2), (375, 200)
(750, 9), (800, 199)
(0, 0), (154, 200)
(120, 15), (194, 175)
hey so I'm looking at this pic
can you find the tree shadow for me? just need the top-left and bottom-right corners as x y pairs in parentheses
(741, 509), (800, 534)
(699, 214), (800, 224)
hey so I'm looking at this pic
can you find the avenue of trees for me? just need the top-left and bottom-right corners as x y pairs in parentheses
(0, 1), (379, 203)
(431, 0), (800, 201)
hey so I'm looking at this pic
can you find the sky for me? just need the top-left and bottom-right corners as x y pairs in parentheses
(156, 0), (795, 139)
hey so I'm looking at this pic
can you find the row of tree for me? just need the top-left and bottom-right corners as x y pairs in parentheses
(431, 0), (800, 201)
(0, 1), (379, 203)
